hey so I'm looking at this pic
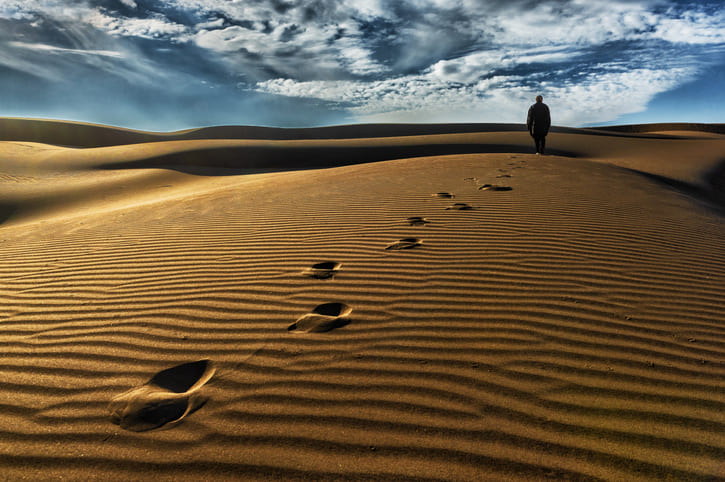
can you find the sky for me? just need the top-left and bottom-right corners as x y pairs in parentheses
(1, 0), (724, 131)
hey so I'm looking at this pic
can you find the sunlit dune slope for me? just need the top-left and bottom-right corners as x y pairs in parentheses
(1, 120), (723, 226)
(0, 119), (723, 481)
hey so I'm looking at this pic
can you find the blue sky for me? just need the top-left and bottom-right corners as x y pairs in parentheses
(1, 0), (723, 131)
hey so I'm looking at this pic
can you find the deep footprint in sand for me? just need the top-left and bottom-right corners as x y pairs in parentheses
(407, 217), (430, 226)
(303, 261), (341, 279)
(479, 184), (513, 191)
(288, 302), (352, 333)
(434, 192), (455, 199)
(385, 237), (423, 250)
(108, 359), (215, 432)
(446, 203), (473, 210)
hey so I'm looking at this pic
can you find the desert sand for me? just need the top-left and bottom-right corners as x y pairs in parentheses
(0, 118), (723, 480)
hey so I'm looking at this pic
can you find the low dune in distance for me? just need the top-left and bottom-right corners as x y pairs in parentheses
(0, 118), (723, 480)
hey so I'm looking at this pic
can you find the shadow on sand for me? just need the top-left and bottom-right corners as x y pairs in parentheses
(98, 143), (578, 176)
(625, 157), (725, 215)
(0, 203), (18, 226)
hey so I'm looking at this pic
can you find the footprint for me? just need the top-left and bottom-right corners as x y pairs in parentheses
(445, 203), (473, 210)
(385, 238), (422, 250)
(407, 217), (430, 226)
(289, 302), (352, 333)
(496, 174), (512, 178)
(434, 192), (455, 199)
(303, 261), (341, 279)
(479, 184), (513, 191)
(108, 359), (215, 432)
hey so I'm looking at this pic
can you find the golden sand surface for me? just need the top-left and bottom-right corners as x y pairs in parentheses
(0, 119), (723, 480)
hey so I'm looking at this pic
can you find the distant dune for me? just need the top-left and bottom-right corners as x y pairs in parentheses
(588, 122), (725, 135)
(0, 118), (723, 480)
(2, 117), (723, 147)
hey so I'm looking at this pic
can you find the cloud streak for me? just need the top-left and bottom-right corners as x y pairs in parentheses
(9, 41), (124, 58)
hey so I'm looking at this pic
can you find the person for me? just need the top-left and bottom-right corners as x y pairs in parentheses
(527, 95), (551, 154)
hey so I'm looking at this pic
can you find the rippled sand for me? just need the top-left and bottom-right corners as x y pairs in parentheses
(0, 119), (723, 480)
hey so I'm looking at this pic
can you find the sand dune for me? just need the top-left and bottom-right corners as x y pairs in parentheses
(0, 119), (723, 480)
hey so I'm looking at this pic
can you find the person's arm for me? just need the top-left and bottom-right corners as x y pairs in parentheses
(526, 106), (533, 132)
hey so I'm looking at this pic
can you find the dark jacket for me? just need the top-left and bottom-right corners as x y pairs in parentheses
(527, 102), (551, 137)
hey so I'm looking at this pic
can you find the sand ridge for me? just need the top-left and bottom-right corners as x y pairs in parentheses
(0, 119), (723, 480)
(2, 122), (723, 227)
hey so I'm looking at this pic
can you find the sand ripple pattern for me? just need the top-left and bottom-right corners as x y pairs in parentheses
(0, 147), (723, 480)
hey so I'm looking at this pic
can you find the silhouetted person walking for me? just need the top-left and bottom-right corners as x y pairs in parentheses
(527, 95), (550, 154)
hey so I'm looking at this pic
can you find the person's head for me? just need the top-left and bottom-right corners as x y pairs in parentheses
(536, 95), (543, 103)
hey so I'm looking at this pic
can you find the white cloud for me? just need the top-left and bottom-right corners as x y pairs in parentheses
(652, 9), (725, 44)
(169, 0), (385, 23)
(485, 2), (725, 48)
(244, 1), (722, 125)
(0, 2), (33, 19)
(194, 26), (263, 53)
(256, 63), (693, 126)
(196, 18), (224, 30)
(544, 67), (691, 125)
(0, 0), (90, 20)
(488, 2), (660, 46)
(332, 35), (390, 76)
(174, 0), (725, 91)
(428, 47), (576, 84)
(85, 10), (188, 40)
(193, 19), (387, 80)
(119, 0), (138, 9)
(347, 0), (387, 18)
(171, 0), (393, 79)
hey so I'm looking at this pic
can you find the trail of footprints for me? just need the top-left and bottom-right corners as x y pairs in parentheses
(109, 161), (519, 431)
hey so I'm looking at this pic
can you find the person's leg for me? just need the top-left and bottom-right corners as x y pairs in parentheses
(534, 136), (543, 154)
(540, 136), (546, 155)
